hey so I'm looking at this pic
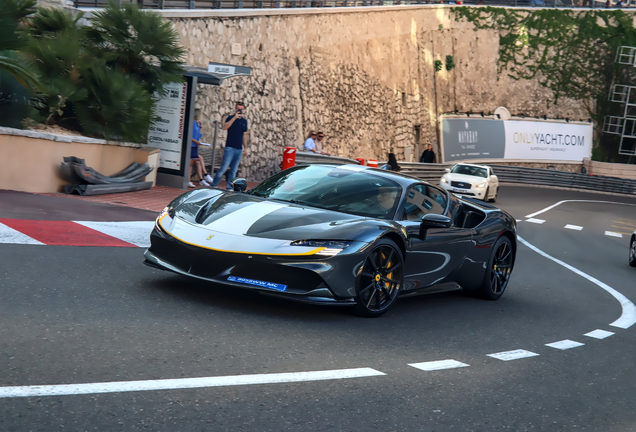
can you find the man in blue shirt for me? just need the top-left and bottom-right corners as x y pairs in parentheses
(211, 102), (250, 190)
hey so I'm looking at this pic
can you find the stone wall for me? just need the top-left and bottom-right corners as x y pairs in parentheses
(166, 6), (591, 182)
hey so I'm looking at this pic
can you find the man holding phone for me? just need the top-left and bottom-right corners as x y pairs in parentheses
(211, 102), (250, 190)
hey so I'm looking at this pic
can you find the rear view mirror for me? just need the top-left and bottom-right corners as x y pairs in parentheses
(420, 213), (451, 229)
(230, 178), (247, 192)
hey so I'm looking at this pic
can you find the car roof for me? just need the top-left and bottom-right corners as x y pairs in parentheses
(453, 162), (491, 170)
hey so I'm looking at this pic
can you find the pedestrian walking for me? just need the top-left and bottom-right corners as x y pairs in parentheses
(211, 102), (250, 190)
(420, 144), (436, 163)
(304, 131), (317, 152)
(189, 108), (214, 188)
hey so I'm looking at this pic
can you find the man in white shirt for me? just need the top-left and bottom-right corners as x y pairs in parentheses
(304, 131), (316, 152)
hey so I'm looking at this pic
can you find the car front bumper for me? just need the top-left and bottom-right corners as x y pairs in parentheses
(439, 181), (487, 199)
(144, 228), (364, 305)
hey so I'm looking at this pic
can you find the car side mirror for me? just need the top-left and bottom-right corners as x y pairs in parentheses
(230, 178), (247, 192)
(491, 175), (498, 181)
(420, 214), (452, 229)
(445, 168), (451, 173)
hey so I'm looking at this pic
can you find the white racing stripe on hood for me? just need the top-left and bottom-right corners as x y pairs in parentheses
(206, 201), (288, 235)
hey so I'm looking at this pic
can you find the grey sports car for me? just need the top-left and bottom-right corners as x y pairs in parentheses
(144, 164), (517, 317)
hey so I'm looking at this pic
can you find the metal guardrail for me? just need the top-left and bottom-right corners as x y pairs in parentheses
(294, 153), (636, 196)
(74, 0), (634, 10)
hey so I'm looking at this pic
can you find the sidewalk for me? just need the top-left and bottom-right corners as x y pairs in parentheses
(40, 182), (259, 213)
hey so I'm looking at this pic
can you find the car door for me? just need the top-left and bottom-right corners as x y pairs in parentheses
(398, 184), (476, 289)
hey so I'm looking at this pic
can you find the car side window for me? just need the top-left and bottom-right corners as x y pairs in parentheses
(401, 184), (448, 221)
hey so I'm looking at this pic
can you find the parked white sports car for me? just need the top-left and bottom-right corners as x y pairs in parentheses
(439, 163), (499, 202)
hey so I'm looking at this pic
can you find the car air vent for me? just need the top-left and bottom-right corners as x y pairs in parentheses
(195, 200), (214, 224)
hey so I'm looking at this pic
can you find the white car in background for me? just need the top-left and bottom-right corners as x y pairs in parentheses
(439, 163), (499, 202)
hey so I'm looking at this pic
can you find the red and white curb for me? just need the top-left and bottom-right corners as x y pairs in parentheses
(0, 219), (154, 247)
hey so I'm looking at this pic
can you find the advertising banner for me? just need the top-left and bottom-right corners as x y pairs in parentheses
(147, 82), (188, 171)
(441, 118), (592, 163)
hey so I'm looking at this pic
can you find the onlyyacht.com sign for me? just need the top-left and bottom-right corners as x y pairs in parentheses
(441, 118), (592, 162)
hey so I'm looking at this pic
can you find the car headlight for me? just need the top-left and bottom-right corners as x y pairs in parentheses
(476, 182), (487, 188)
(291, 240), (352, 256)
(441, 177), (448, 183)
(156, 206), (175, 231)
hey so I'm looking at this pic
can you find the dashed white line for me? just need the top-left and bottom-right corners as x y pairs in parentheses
(525, 199), (636, 219)
(519, 236), (636, 329)
(605, 231), (623, 238)
(584, 329), (615, 339)
(408, 360), (469, 371)
(545, 340), (585, 350)
(564, 224), (583, 231)
(526, 218), (546, 224)
(0, 368), (386, 399)
(487, 349), (540, 361)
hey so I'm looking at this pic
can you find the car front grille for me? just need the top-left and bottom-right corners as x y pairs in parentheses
(451, 181), (472, 189)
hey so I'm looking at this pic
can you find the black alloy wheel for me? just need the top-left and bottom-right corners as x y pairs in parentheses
(353, 238), (403, 317)
(479, 235), (514, 300)
(629, 236), (636, 267)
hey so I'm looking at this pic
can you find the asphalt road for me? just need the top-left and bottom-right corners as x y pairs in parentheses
(1, 186), (636, 431)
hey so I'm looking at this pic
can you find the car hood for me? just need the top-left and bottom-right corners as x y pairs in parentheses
(173, 191), (387, 242)
(445, 173), (488, 184)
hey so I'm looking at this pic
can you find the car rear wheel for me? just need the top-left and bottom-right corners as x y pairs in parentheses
(353, 238), (403, 317)
(629, 236), (636, 267)
(479, 236), (513, 300)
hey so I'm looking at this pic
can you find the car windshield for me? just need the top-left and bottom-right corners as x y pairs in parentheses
(451, 165), (487, 178)
(249, 165), (403, 219)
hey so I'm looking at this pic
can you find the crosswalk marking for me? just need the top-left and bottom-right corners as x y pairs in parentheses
(584, 329), (614, 339)
(564, 224), (583, 231)
(605, 231), (623, 238)
(525, 218), (546, 224)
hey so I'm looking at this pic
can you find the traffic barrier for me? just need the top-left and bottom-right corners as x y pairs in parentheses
(355, 158), (365, 165)
(282, 147), (297, 170)
(368, 159), (378, 168)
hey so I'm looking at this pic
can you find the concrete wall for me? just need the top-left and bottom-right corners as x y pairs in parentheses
(584, 159), (636, 180)
(0, 127), (159, 193)
(165, 6), (591, 181)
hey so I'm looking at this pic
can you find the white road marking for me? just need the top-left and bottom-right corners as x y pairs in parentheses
(73, 221), (155, 247)
(0, 223), (43, 245)
(564, 224), (583, 231)
(584, 329), (615, 339)
(525, 199), (636, 219)
(516, 219), (522, 222)
(0, 368), (386, 399)
(409, 360), (469, 371)
(487, 349), (539, 361)
(526, 218), (546, 224)
(545, 340), (585, 350)
(605, 231), (623, 238)
(519, 236), (636, 329)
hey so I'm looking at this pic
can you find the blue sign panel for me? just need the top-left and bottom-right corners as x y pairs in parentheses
(227, 276), (287, 292)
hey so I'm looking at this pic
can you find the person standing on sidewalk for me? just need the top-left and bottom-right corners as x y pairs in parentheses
(211, 102), (250, 190)
(189, 108), (215, 188)
(420, 144), (436, 163)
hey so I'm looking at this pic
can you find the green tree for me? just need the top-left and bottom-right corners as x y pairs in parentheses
(86, 2), (186, 97)
(0, 0), (42, 94)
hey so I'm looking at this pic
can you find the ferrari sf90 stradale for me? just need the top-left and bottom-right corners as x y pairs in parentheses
(144, 164), (517, 316)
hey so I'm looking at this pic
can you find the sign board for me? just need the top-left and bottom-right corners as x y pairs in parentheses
(147, 82), (188, 171)
(441, 118), (593, 163)
(208, 63), (236, 75)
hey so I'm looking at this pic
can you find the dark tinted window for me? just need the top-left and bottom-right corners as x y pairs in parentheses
(451, 164), (488, 178)
(250, 165), (402, 219)
(401, 184), (448, 221)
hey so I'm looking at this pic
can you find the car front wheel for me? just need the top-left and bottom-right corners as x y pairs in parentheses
(353, 238), (403, 317)
(630, 236), (636, 267)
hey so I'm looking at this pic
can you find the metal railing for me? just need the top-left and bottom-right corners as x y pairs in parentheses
(293, 153), (636, 196)
(74, 0), (635, 10)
